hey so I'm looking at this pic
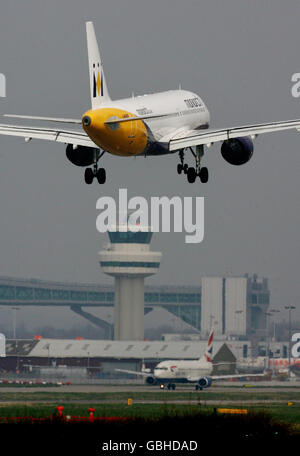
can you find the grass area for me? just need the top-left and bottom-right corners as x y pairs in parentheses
(0, 402), (299, 426)
(0, 389), (299, 446)
(0, 389), (299, 402)
(0, 409), (298, 452)
(0, 402), (298, 450)
(0, 403), (206, 419)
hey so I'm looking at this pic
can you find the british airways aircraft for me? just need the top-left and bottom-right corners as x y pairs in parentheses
(1, 21), (300, 184)
(116, 330), (264, 390)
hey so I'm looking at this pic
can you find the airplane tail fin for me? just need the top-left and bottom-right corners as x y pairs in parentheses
(200, 328), (214, 362)
(86, 21), (111, 109)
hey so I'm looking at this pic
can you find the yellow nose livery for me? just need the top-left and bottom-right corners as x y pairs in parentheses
(82, 108), (148, 157)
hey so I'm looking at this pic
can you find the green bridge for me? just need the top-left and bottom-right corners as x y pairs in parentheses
(0, 276), (201, 331)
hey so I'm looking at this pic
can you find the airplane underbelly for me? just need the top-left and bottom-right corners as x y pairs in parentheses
(157, 377), (189, 384)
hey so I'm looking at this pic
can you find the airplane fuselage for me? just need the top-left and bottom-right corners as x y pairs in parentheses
(153, 359), (212, 383)
(82, 90), (210, 157)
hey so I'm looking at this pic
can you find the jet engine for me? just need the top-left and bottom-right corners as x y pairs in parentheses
(221, 136), (254, 165)
(146, 376), (157, 385)
(198, 377), (212, 388)
(66, 144), (97, 167)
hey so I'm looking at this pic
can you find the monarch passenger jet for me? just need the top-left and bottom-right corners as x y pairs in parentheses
(116, 330), (265, 390)
(1, 22), (300, 184)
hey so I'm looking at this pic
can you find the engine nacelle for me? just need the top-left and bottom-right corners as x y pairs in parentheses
(221, 136), (254, 166)
(66, 144), (97, 167)
(198, 377), (212, 388)
(146, 376), (157, 385)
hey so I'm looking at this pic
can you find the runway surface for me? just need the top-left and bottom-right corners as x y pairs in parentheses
(0, 381), (299, 394)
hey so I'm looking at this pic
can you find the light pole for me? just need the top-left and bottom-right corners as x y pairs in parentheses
(264, 312), (273, 370)
(269, 309), (280, 341)
(285, 305), (296, 379)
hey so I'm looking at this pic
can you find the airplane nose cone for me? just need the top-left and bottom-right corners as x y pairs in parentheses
(82, 115), (92, 127)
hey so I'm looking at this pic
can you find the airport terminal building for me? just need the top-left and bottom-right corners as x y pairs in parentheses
(0, 338), (238, 380)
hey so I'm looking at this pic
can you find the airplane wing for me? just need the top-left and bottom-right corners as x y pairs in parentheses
(0, 123), (95, 148)
(3, 114), (81, 124)
(115, 368), (152, 378)
(185, 373), (265, 382)
(187, 376), (201, 382)
(211, 373), (266, 380)
(168, 118), (300, 151)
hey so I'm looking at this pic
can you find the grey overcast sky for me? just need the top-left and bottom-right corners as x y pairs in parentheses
(0, 0), (299, 331)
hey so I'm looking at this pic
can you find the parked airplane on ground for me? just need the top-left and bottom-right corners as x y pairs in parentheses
(1, 21), (300, 185)
(116, 330), (265, 390)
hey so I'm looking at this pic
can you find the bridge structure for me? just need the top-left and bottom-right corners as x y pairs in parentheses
(0, 274), (270, 340)
(0, 276), (201, 337)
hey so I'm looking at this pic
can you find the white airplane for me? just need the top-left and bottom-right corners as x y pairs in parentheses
(1, 21), (300, 185)
(116, 330), (265, 390)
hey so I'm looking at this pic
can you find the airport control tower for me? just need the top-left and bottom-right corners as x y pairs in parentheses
(99, 222), (162, 340)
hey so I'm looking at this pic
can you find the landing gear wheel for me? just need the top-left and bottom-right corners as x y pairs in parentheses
(177, 163), (183, 175)
(187, 167), (197, 183)
(187, 145), (209, 183)
(199, 166), (209, 183)
(172, 384), (176, 391)
(183, 164), (188, 174)
(97, 168), (106, 184)
(84, 168), (94, 185)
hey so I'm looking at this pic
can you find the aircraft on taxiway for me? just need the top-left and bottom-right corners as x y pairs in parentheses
(116, 329), (265, 390)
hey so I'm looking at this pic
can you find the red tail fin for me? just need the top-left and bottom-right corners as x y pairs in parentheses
(204, 328), (214, 362)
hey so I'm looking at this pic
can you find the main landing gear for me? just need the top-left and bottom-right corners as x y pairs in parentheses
(177, 146), (209, 183)
(84, 150), (106, 185)
(160, 383), (176, 390)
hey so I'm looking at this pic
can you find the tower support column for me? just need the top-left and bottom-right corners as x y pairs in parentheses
(115, 277), (144, 340)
